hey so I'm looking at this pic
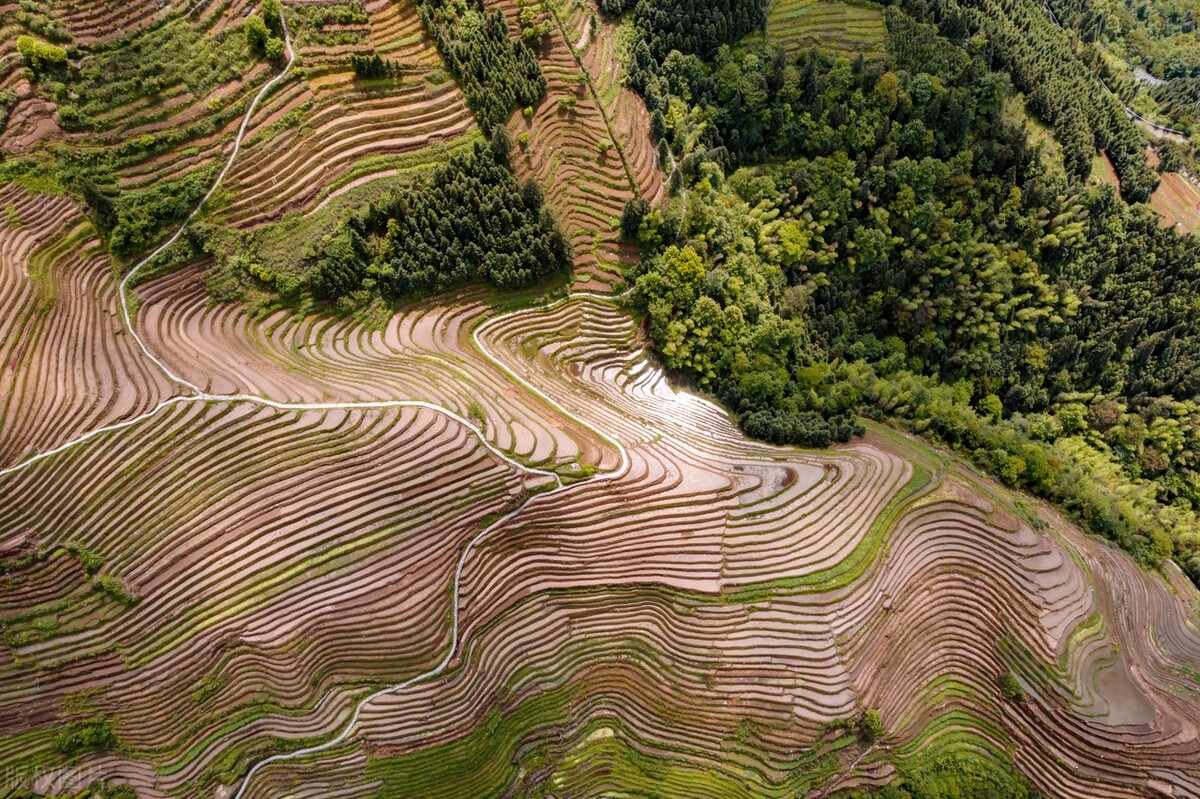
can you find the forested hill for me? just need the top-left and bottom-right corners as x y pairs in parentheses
(619, 0), (1200, 586)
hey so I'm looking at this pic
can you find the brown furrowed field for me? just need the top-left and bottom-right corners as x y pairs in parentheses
(1, 2), (1200, 798)
(502, 0), (663, 291)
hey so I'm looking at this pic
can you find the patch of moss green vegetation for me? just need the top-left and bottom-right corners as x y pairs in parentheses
(290, 2), (370, 47)
(86, 163), (219, 258)
(165, 697), (352, 781)
(52, 13), (258, 131)
(65, 542), (105, 577)
(92, 575), (138, 607)
(844, 721), (1042, 798)
(192, 673), (230, 704)
(998, 672), (1026, 701)
(996, 611), (1113, 707)
(23, 218), (97, 311)
(0, 156), (70, 197)
(367, 680), (858, 798)
(52, 717), (118, 758)
(766, 0), (887, 58)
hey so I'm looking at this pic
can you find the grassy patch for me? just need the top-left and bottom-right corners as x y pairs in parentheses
(766, 0), (886, 57)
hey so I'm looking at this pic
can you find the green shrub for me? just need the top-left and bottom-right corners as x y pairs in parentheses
(244, 14), (270, 52)
(999, 673), (1025, 701)
(858, 708), (886, 742)
(52, 717), (117, 757)
(65, 543), (104, 577)
(16, 35), (67, 71)
(620, 196), (650, 241)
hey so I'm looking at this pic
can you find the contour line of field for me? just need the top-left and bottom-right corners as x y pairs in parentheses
(0, 5), (635, 797)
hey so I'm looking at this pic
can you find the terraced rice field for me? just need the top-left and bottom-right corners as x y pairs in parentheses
(1, 0), (472, 238)
(218, 0), (477, 228)
(766, 0), (886, 57)
(502, 0), (664, 291)
(1137, 147), (1200, 233)
(4, 226), (1200, 795)
(1151, 171), (1200, 233)
(2, 2), (1200, 798)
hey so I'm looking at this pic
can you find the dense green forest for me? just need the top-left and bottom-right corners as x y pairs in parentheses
(1048, 0), (1200, 77)
(302, 139), (570, 305)
(935, 0), (1155, 199)
(1035, 0), (1200, 136)
(416, 0), (547, 132)
(630, 0), (768, 59)
(623, 4), (1200, 584)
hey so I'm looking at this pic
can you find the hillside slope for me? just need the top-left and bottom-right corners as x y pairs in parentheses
(0, 1), (1199, 798)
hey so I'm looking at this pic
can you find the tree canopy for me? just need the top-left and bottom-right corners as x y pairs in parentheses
(307, 140), (571, 303)
(417, 0), (546, 133)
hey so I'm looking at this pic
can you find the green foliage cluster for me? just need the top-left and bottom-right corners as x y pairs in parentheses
(85, 164), (217, 256)
(52, 717), (118, 757)
(1042, 0), (1200, 135)
(93, 575), (138, 607)
(633, 201), (864, 447)
(628, 21), (1200, 582)
(244, 14), (285, 61)
(416, 0), (546, 132)
(289, 1), (370, 47)
(621, 196), (651, 240)
(350, 51), (402, 79)
(845, 747), (1042, 798)
(285, 1), (369, 48)
(998, 672), (1025, 700)
(1149, 78), (1200, 130)
(630, 0), (767, 62)
(16, 34), (68, 71)
(1049, 0), (1200, 79)
(0, 88), (16, 135)
(65, 542), (104, 577)
(517, 3), (555, 41)
(896, 0), (1156, 200)
(305, 140), (570, 305)
(598, 0), (636, 15)
(10, 0), (71, 44)
(857, 708), (886, 741)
